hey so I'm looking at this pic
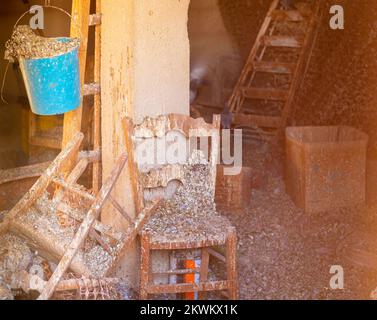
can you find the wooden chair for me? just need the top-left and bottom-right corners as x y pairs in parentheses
(123, 114), (238, 300)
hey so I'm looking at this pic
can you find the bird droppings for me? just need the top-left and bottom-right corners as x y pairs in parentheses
(5, 25), (80, 62)
(143, 163), (232, 245)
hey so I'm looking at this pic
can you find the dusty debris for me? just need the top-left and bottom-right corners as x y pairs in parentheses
(5, 25), (80, 62)
(144, 163), (231, 244)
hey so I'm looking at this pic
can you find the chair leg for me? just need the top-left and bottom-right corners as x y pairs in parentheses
(198, 248), (210, 300)
(140, 232), (151, 300)
(226, 228), (238, 300)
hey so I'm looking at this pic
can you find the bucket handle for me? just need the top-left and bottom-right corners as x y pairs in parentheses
(1, 5), (81, 104)
(13, 4), (82, 40)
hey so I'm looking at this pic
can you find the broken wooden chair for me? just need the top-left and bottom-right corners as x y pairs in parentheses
(2, 132), (159, 300)
(124, 114), (238, 300)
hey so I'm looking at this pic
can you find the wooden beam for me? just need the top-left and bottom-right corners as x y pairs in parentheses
(62, 0), (91, 150)
(93, 0), (102, 193)
(0, 162), (50, 185)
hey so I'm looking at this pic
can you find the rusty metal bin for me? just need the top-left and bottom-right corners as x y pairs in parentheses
(285, 126), (368, 212)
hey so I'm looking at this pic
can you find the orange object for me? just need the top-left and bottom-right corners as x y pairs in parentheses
(184, 260), (196, 300)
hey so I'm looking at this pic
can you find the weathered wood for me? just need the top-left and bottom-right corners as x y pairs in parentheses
(226, 228), (238, 300)
(198, 248), (210, 300)
(0, 162), (50, 185)
(92, 0), (102, 194)
(54, 158), (89, 202)
(89, 13), (102, 26)
(90, 228), (112, 253)
(5, 133), (84, 226)
(107, 199), (160, 277)
(152, 268), (201, 276)
(13, 271), (121, 293)
(228, 0), (322, 139)
(52, 178), (95, 202)
(62, 0), (91, 150)
(228, 0), (280, 112)
(83, 82), (101, 96)
(147, 281), (230, 295)
(57, 202), (123, 241)
(253, 61), (296, 74)
(243, 87), (289, 101)
(79, 150), (101, 163)
(140, 232), (151, 300)
(262, 35), (303, 48)
(37, 152), (128, 300)
(123, 117), (145, 213)
(207, 248), (226, 263)
(109, 196), (133, 224)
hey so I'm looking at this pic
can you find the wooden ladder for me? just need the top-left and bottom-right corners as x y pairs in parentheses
(228, 0), (323, 141)
(29, 0), (102, 191)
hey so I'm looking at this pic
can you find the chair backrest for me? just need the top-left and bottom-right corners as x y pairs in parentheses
(123, 114), (220, 210)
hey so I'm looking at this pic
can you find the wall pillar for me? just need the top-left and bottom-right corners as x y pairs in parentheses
(101, 0), (190, 287)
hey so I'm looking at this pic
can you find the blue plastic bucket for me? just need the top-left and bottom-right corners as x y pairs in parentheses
(19, 37), (81, 116)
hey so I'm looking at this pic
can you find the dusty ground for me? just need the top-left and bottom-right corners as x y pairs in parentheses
(217, 140), (377, 300)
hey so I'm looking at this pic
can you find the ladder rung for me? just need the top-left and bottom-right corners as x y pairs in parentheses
(254, 61), (296, 74)
(242, 87), (289, 101)
(270, 10), (304, 22)
(83, 82), (101, 96)
(263, 35), (303, 48)
(234, 114), (282, 128)
(89, 13), (102, 26)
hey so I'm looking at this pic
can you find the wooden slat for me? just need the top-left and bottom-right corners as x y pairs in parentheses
(234, 114), (282, 128)
(270, 10), (304, 22)
(147, 281), (230, 294)
(152, 268), (201, 276)
(254, 61), (296, 74)
(57, 202), (123, 241)
(0, 162), (50, 185)
(109, 195), (133, 224)
(263, 35), (303, 48)
(242, 87), (289, 101)
(5, 133), (83, 226)
(92, 0), (102, 193)
(106, 199), (160, 276)
(37, 152), (128, 300)
(207, 248), (226, 263)
(52, 178), (95, 202)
